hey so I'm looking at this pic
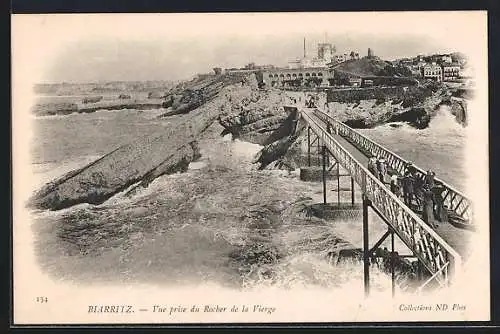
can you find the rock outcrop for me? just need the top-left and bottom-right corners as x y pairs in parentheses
(160, 73), (251, 117)
(450, 97), (468, 127)
(326, 85), (451, 129)
(217, 88), (293, 145)
(32, 100), (165, 116)
(29, 130), (206, 211)
(82, 96), (103, 104)
(32, 102), (79, 116)
(29, 105), (219, 210)
(29, 73), (262, 211)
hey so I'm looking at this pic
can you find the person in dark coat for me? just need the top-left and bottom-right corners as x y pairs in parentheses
(424, 170), (436, 188)
(406, 161), (416, 175)
(422, 184), (437, 228)
(377, 157), (387, 183)
(431, 181), (447, 222)
(368, 156), (378, 177)
(326, 122), (332, 135)
(402, 168), (415, 208)
(390, 172), (401, 197)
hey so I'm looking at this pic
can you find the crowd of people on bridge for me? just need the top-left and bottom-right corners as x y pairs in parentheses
(367, 156), (448, 229)
(287, 92), (325, 109)
(305, 94), (318, 108)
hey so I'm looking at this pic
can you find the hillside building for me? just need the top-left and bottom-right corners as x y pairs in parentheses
(421, 62), (443, 82)
(367, 48), (374, 58)
(442, 63), (461, 81)
(317, 43), (335, 61)
(287, 39), (338, 69)
(261, 67), (334, 88)
(441, 55), (453, 64)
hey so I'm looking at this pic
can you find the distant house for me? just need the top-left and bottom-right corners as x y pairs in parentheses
(349, 51), (360, 60)
(362, 79), (374, 87)
(409, 65), (422, 77)
(441, 55), (453, 64)
(349, 77), (362, 87)
(442, 63), (461, 81)
(333, 53), (348, 64)
(422, 63), (443, 82)
(261, 67), (333, 88)
(416, 61), (427, 69)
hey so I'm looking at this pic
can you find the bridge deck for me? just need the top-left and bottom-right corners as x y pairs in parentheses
(309, 111), (473, 259)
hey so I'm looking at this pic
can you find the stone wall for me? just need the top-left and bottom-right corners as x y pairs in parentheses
(326, 86), (406, 103)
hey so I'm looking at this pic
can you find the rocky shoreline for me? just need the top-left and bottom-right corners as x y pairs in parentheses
(32, 99), (165, 116)
(30, 73), (467, 211)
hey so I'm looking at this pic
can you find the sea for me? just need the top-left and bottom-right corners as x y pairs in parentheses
(27, 101), (466, 295)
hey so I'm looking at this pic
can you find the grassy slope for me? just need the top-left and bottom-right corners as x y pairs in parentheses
(333, 58), (391, 77)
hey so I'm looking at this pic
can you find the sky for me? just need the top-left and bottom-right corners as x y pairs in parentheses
(12, 12), (487, 83)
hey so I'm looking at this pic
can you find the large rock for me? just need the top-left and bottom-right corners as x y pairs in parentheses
(327, 84), (450, 129)
(450, 97), (468, 127)
(160, 73), (250, 117)
(218, 104), (292, 145)
(32, 102), (78, 116)
(29, 73), (265, 210)
(29, 111), (217, 211)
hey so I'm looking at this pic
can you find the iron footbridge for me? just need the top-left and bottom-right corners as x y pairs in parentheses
(294, 106), (473, 295)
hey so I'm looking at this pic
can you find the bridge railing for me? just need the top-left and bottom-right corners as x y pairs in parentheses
(312, 109), (472, 225)
(301, 110), (462, 285)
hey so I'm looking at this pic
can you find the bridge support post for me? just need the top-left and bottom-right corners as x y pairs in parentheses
(391, 228), (395, 297)
(317, 134), (321, 166)
(307, 127), (311, 167)
(322, 145), (327, 205)
(363, 195), (371, 297)
(351, 177), (355, 205)
(337, 161), (340, 205)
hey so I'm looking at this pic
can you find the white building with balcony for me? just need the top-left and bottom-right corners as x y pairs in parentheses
(422, 63), (443, 82)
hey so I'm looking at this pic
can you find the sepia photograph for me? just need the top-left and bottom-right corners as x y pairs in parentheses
(11, 11), (489, 324)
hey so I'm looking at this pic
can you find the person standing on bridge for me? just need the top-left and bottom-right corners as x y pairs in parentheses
(326, 122), (332, 135)
(431, 181), (447, 223)
(406, 161), (416, 175)
(377, 157), (387, 183)
(422, 184), (438, 229)
(402, 163), (416, 209)
(424, 170), (436, 188)
(390, 171), (401, 197)
(368, 156), (379, 177)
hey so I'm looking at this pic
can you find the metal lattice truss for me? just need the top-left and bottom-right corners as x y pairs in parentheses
(314, 109), (472, 224)
(301, 109), (462, 285)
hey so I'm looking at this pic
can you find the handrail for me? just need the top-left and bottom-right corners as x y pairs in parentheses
(313, 108), (472, 224)
(417, 262), (450, 294)
(300, 109), (462, 284)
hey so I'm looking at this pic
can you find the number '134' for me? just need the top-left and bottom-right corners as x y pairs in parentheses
(36, 297), (48, 303)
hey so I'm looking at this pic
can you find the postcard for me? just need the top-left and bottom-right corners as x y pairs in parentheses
(11, 11), (489, 324)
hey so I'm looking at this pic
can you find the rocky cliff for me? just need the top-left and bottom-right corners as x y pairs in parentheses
(29, 73), (257, 210)
(29, 117), (211, 210)
(326, 82), (450, 129)
(217, 89), (293, 145)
